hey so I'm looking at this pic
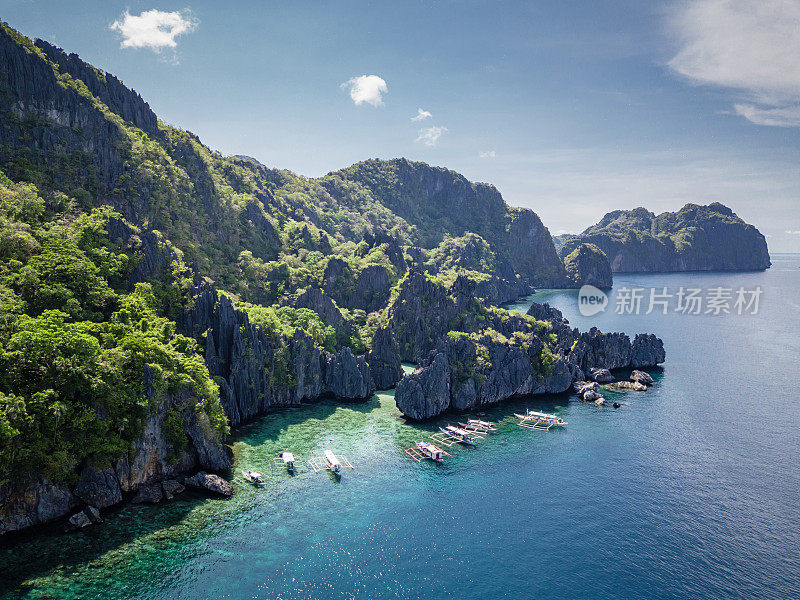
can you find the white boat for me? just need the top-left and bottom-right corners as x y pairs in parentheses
(514, 409), (567, 430)
(324, 449), (341, 472)
(308, 450), (353, 473)
(439, 425), (478, 445)
(280, 451), (295, 471)
(241, 469), (265, 484)
(417, 441), (446, 460)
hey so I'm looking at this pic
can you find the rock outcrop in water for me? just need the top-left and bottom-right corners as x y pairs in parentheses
(559, 204), (770, 273)
(393, 291), (665, 420)
(563, 243), (613, 289)
(395, 331), (582, 420)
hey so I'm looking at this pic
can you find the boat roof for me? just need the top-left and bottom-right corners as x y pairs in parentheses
(527, 410), (558, 418)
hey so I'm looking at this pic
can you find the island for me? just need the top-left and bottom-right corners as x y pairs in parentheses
(0, 20), (663, 537)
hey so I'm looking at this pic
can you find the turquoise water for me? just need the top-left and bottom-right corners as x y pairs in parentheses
(3, 256), (800, 599)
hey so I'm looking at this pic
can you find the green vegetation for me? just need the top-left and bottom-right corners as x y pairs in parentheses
(0, 20), (578, 497)
(0, 173), (227, 485)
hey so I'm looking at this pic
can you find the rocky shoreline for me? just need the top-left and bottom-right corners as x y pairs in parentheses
(0, 270), (665, 537)
(394, 299), (665, 419)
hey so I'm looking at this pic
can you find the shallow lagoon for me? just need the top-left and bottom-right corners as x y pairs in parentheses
(3, 256), (799, 600)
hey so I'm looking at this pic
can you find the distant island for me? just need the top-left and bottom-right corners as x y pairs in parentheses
(556, 204), (770, 273)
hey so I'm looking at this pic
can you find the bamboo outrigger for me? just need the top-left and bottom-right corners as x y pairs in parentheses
(270, 451), (306, 474)
(405, 441), (451, 462)
(514, 409), (567, 430)
(308, 449), (354, 473)
(458, 419), (496, 433)
(431, 425), (482, 446)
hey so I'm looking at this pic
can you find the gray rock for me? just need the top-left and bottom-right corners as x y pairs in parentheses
(630, 370), (654, 385)
(543, 358), (579, 393)
(563, 243), (613, 289)
(570, 328), (632, 372)
(588, 367), (614, 383)
(367, 326), (403, 389)
(631, 334), (666, 368)
(0, 480), (78, 535)
(84, 505), (103, 523)
(184, 472), (234, 497)
(181, 286), (326, 426)
(574, 380), (600, 395)
(65, 510), (92, 532)
(131, 483), (163, 504)
(74, 466), (122, 509)
(353, 264), (391, 313)
(182, 406), (230, 472)
(323, 347), (376, 400)
(394, 353), (451, 420)
(583, 390), (602, 401)
(607, 381), (647, 392)
(161, 480), (185, 500)
(294, 288), (354, 339)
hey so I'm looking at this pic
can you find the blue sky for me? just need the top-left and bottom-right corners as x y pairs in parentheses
(3, 0), (800, 250)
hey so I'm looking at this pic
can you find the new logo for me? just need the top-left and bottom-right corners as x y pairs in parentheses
(578, 285), (608, 316)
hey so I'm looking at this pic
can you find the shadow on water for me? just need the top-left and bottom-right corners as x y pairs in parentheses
(0, 493), (208, 597)
(236, 395), (383, 442)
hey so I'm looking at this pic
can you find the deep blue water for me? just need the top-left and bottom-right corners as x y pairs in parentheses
(2, 256), (799, 599)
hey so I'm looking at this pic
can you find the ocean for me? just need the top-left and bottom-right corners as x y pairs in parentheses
(3, 255), (799, 599)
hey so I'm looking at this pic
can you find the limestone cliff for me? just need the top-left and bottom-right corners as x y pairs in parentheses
(181, 286), (376, 427)
(393, 298), (665, 420)
(0, 369), (230, 535)
(563, 243), (613, 289)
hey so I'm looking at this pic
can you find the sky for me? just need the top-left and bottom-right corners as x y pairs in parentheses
(2, 0), (799, 251)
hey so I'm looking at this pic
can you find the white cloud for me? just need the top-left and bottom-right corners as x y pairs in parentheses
(411, 108), (432, 121)
(479, 150), (496, 159)
(785, 230), (800, 235)
(340, 75), (387, 107)
(668, 0), (800, 126)
(111, 9), (198, 52)
(415, 126), (447, 146)
(733, 104), (800, 127)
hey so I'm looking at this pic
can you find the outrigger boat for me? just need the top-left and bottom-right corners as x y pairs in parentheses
(405, 441), (451, 462)
(458, 418), (496, 433)
(308, 449), (354, 473)
(241, 469), (266, 484)
(271, 451), (298, 473)
(514, 409), (567, 430)
(436, 425), (479, 445)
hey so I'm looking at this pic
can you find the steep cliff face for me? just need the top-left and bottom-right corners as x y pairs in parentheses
(0, 372), (230, 535)
(33, 39), (159, 136)
(181, 286), (375, 427)
(367, 326), (403, 390)
(395, 332), (582, 420)
(0, 25), (126, 194)
(382, 271), (494, 363)
(0, 22), (282, 287)
(393, 299), (665, 420)
(560, 203), (770, 273)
